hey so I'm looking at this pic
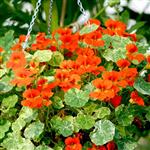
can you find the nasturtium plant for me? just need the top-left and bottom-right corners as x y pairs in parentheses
(0, 14), (150, 150)
(64, 88), (89, 108)
(90, 120), (115, 145)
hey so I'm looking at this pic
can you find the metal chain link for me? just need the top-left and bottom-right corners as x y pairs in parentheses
(77, 0), (89, 25)
(77, 0), (86, 16)
(48, 0), (53, 35)
(22, 0), (42, 51)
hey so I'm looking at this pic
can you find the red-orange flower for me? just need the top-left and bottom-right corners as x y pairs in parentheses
(11, 68), (34, 87)
(130, 91), (145, 106)
(104, 19), (126, 36)
(55, 69), (81, 92)
(90, 79), (115, 101)
(21, 86), (53, 108)
(120, 67), (138, 86)
(65, 137), (82, 150)
(6, 52), (26, 70)
(87, 144), (106, 150)
(127, 53), (145, 63)
(110, 95), (122, 108)
(126, 43), (138, 53)
(84, 30), (104, 47)
(106, 141), (116, 150)
(31, 32), (52, 50)
(116, 59), (131, 68)
(0, 47), (4, 52)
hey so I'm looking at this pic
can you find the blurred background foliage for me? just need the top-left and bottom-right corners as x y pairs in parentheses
(0, 0), (150, 44)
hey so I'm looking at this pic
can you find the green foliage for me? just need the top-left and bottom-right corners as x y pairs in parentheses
(1, 132), (35, 150)
(64, 88), (89, 108)
(1, 95), (18, 110)
(101, 35), (131, 62)
(134, 77), (150, 95)
(115, 105), (134, 126)
(51, 116), (74, 137)
(75, 113), (95, 130)
(93, 107), (111, 119)
(50, 51), (64, 67)
(0, 120), (11, 139)
(90, 120), (115, 145)
(33, 50), (53, 62)
(24, 121), (44, 142)
(80, 24), (99, 35)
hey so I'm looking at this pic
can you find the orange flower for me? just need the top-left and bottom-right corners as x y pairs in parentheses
(120, 68), (138, 86)
(87, 144), (106, 150)
(0, 47), (4, 52)
(116, 59), (131, 68)
(60, 33), (79, 52)
(104, 19), (126, 36)
(86, 18), (101, 26)
(102, 71), (127, 91)
(21, 86), (53, 108)
(55, 70), (81, 92)
(31, 32), (52, 50)
(11, 68), (34, 87)
(84, 30), (104, 47)
(126, 43), (138, 53)
(65, 137), (82, 150)
(130, 91), (144, 106)
(6, 52), (26, 70)
(127, 53), (145, 63)
(90, 79), (115, 101)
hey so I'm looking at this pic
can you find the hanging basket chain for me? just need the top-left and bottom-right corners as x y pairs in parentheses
(22, 0), (42, 51)
(77, 0), (86, 16)
(48, 0), (53, 35)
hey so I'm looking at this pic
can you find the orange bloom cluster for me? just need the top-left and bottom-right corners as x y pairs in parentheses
(65, 136), (82, 150)
(31, 33), (57, 51)
(88, 141), (116, 150)
(53, 28), (79, 52)
(21, 78), (55, 108)
(103, 19), (136, 41)
(55, 47), (104, 91)
(90, 68), (137, 102)
(129, 91), (145, 106)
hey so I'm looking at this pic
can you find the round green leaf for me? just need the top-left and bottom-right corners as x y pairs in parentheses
(19, 106), (38, 123)
(2, 95), (18, 109)
(134, 77), (150, 95)
(49, 51), (64, 67)
(0, 120), (11, 139)
(12, 118), (26, 132)
(24, 121), (44, 141)
(33, 50), (52, 62)
(75, 114), (95, 130)
(58, 116), (74, 137)
(90, 120), (115, 146)
(93, 107), (111, 119)
(35, 145), (53, 150)
(64, 88), (89, 108)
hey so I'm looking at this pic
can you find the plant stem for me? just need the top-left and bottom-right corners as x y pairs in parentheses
(60, 0), (67, 27)
(94, 6), (106, 18)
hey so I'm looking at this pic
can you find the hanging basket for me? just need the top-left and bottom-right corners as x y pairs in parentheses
(0, 1), (150, 150)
